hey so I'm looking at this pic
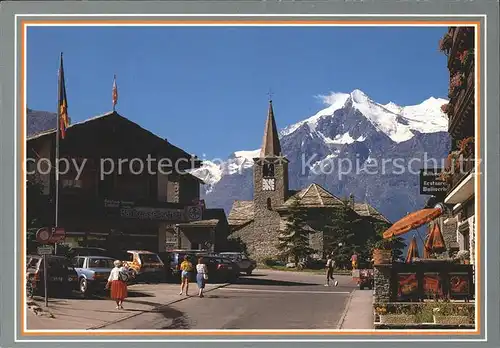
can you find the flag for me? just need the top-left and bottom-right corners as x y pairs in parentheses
(112, 74), (118, 110)
(58, 53), (69, 139)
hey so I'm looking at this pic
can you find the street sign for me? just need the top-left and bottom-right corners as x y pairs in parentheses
(48, 227), (65, 243)
(36, 228), (52, 244)
(37, 245), (54, 255)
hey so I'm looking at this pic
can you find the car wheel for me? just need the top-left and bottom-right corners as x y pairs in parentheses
(79, 278), (88, 296)
(360, 286), (364, 290)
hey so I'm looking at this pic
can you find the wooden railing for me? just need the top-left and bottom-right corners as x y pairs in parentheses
(449, 154), (475, 192)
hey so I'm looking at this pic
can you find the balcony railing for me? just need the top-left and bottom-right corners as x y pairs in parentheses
(449, 154), (475, 193)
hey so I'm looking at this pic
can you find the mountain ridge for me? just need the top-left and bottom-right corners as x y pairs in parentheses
(190, 89), (450, 225)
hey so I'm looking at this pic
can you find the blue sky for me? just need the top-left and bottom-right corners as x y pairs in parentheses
(27, 26), (449, 159)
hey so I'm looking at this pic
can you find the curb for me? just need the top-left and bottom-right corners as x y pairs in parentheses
(335, 289), (355, 329)
(88, 283), (230, 330)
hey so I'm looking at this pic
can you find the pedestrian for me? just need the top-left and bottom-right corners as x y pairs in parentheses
(325, 254), (338, 287)
(105, 260), (128, 310)
(196, 257), (208, 298)
(351, 253), (358, 270)
(179, 255), (193, 296)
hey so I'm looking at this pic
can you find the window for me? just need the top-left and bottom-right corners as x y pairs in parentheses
(139, 253), (162, 264)
(89, 258), (114, 268)
(263, 163), (275, 177)
(267, 198), (272, 210)
(73, 257), (85, 268)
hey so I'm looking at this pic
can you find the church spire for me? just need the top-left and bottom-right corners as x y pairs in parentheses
(260, 98), (282, 158)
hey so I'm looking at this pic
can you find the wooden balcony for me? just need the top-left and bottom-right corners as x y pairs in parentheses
(448, 64), (475, 138)
(448, 154), (475, 194)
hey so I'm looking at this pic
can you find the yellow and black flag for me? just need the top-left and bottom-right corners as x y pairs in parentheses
(58, 53), (70, 139)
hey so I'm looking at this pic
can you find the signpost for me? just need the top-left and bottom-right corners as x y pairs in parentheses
(35, 227), (62, 308)
(37, 245), (54, 307)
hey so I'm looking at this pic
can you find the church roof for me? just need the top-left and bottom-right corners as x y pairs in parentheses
(353, 203), (391, 224)
(280, 183), (344, 208)
(227, 200), (254, 226)
(260, 100), (282, 158)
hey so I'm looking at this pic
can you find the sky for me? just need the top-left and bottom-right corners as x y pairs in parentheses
(27, 26), (449, 159)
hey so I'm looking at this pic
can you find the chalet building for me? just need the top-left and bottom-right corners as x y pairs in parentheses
(438, 27), (476, 264)
(227, 100), (391, 261)
(26, 111), (230, 253)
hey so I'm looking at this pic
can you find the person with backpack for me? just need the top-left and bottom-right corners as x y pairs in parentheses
(179, 255), (194, 296)
(105, 260), (129, 309)
(325, 254), (339, 287)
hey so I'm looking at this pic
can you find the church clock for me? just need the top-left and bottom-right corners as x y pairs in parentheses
(262, 178), (275, 191)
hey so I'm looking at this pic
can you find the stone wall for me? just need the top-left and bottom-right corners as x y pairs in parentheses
(167, 173), (180, 203)
(374, 266), (392, 303)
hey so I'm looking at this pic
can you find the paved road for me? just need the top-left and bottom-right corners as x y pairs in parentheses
(101, 270), (357, 330)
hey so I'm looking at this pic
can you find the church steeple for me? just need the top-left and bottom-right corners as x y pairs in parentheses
(260, 99), (282, 158)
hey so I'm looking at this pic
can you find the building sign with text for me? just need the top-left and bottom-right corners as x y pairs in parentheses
(419, 168), (448, 195)
(104, 199), (202, 222)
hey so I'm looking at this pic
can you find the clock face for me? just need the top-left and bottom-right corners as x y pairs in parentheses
(187, 206), (202, 220)
(262, 178), (275, 191)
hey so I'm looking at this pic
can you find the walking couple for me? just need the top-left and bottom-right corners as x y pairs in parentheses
(325, 254), (339, 287)
(179, 255), (208, 298)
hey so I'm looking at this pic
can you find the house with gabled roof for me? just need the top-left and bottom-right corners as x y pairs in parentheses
(227, 100), (391, 261)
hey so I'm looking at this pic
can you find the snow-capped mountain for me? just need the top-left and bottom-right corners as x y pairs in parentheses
(191, 89), (450, 223)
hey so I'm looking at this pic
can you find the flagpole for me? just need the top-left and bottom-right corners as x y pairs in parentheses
(54, 53), (62, 255)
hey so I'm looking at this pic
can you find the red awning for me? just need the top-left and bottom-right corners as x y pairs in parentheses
(383, 207), (443, 239)
(405, 235), (420, 263)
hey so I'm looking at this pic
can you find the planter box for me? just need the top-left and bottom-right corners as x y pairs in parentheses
(373, 249), (392, 265)
(433, 315), (470, 325)
(380, 314), (416, 325)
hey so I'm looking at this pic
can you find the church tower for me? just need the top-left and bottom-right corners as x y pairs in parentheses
(250, 99), (289, 259)
(253, 98), (289, 209)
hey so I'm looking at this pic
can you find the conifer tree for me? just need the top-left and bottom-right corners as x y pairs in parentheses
(276, 197), (315, 264)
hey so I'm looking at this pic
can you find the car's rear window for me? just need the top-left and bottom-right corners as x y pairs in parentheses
(139, 253), (162, 264)
(88, 258), (114, 268)
(47, 257), (71, 268)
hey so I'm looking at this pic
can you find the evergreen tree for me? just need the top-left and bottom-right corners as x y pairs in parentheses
(323, 198), (363, 268)
(276, 198), (315, 264)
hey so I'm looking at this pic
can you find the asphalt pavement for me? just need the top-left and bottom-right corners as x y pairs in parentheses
(97, 269), (357, 330)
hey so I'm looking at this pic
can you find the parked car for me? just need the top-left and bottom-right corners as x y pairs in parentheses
(218, 252), (257, 275)
(67, 247), (109, 258)
(198, 256), (240, 283)
(121, 250), (165, 283)
(26, 255), (78, 297)
(71, 256), (115, 296)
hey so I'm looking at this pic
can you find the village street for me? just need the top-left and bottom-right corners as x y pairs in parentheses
(27, 269), (370, 330)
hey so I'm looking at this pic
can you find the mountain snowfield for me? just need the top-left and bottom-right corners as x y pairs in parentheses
(190, 89), (449, 194)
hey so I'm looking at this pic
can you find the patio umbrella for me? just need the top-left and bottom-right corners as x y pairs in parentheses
(383, 206), (443, 239)
(425, 223), (447, 254)
(405, 235), (420, 263)
(423, 231), (432, 258)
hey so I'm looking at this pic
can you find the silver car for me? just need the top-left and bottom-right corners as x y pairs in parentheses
(218, 252), (256, 275)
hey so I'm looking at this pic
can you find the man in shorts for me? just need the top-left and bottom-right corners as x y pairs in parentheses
(325, 254), (339, 287)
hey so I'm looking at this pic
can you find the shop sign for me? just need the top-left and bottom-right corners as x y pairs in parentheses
(120, 206), (184, 221)
(420, 168), (448, 195)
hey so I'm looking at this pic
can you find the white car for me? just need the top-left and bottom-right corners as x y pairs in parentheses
(218, 252), (256, 275)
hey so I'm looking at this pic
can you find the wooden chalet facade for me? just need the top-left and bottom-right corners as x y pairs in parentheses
(26, 111), (230, 253)
(438, 27), (476, 264)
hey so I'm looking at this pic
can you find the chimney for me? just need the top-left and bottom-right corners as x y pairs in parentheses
(349, 193), (355, 208)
